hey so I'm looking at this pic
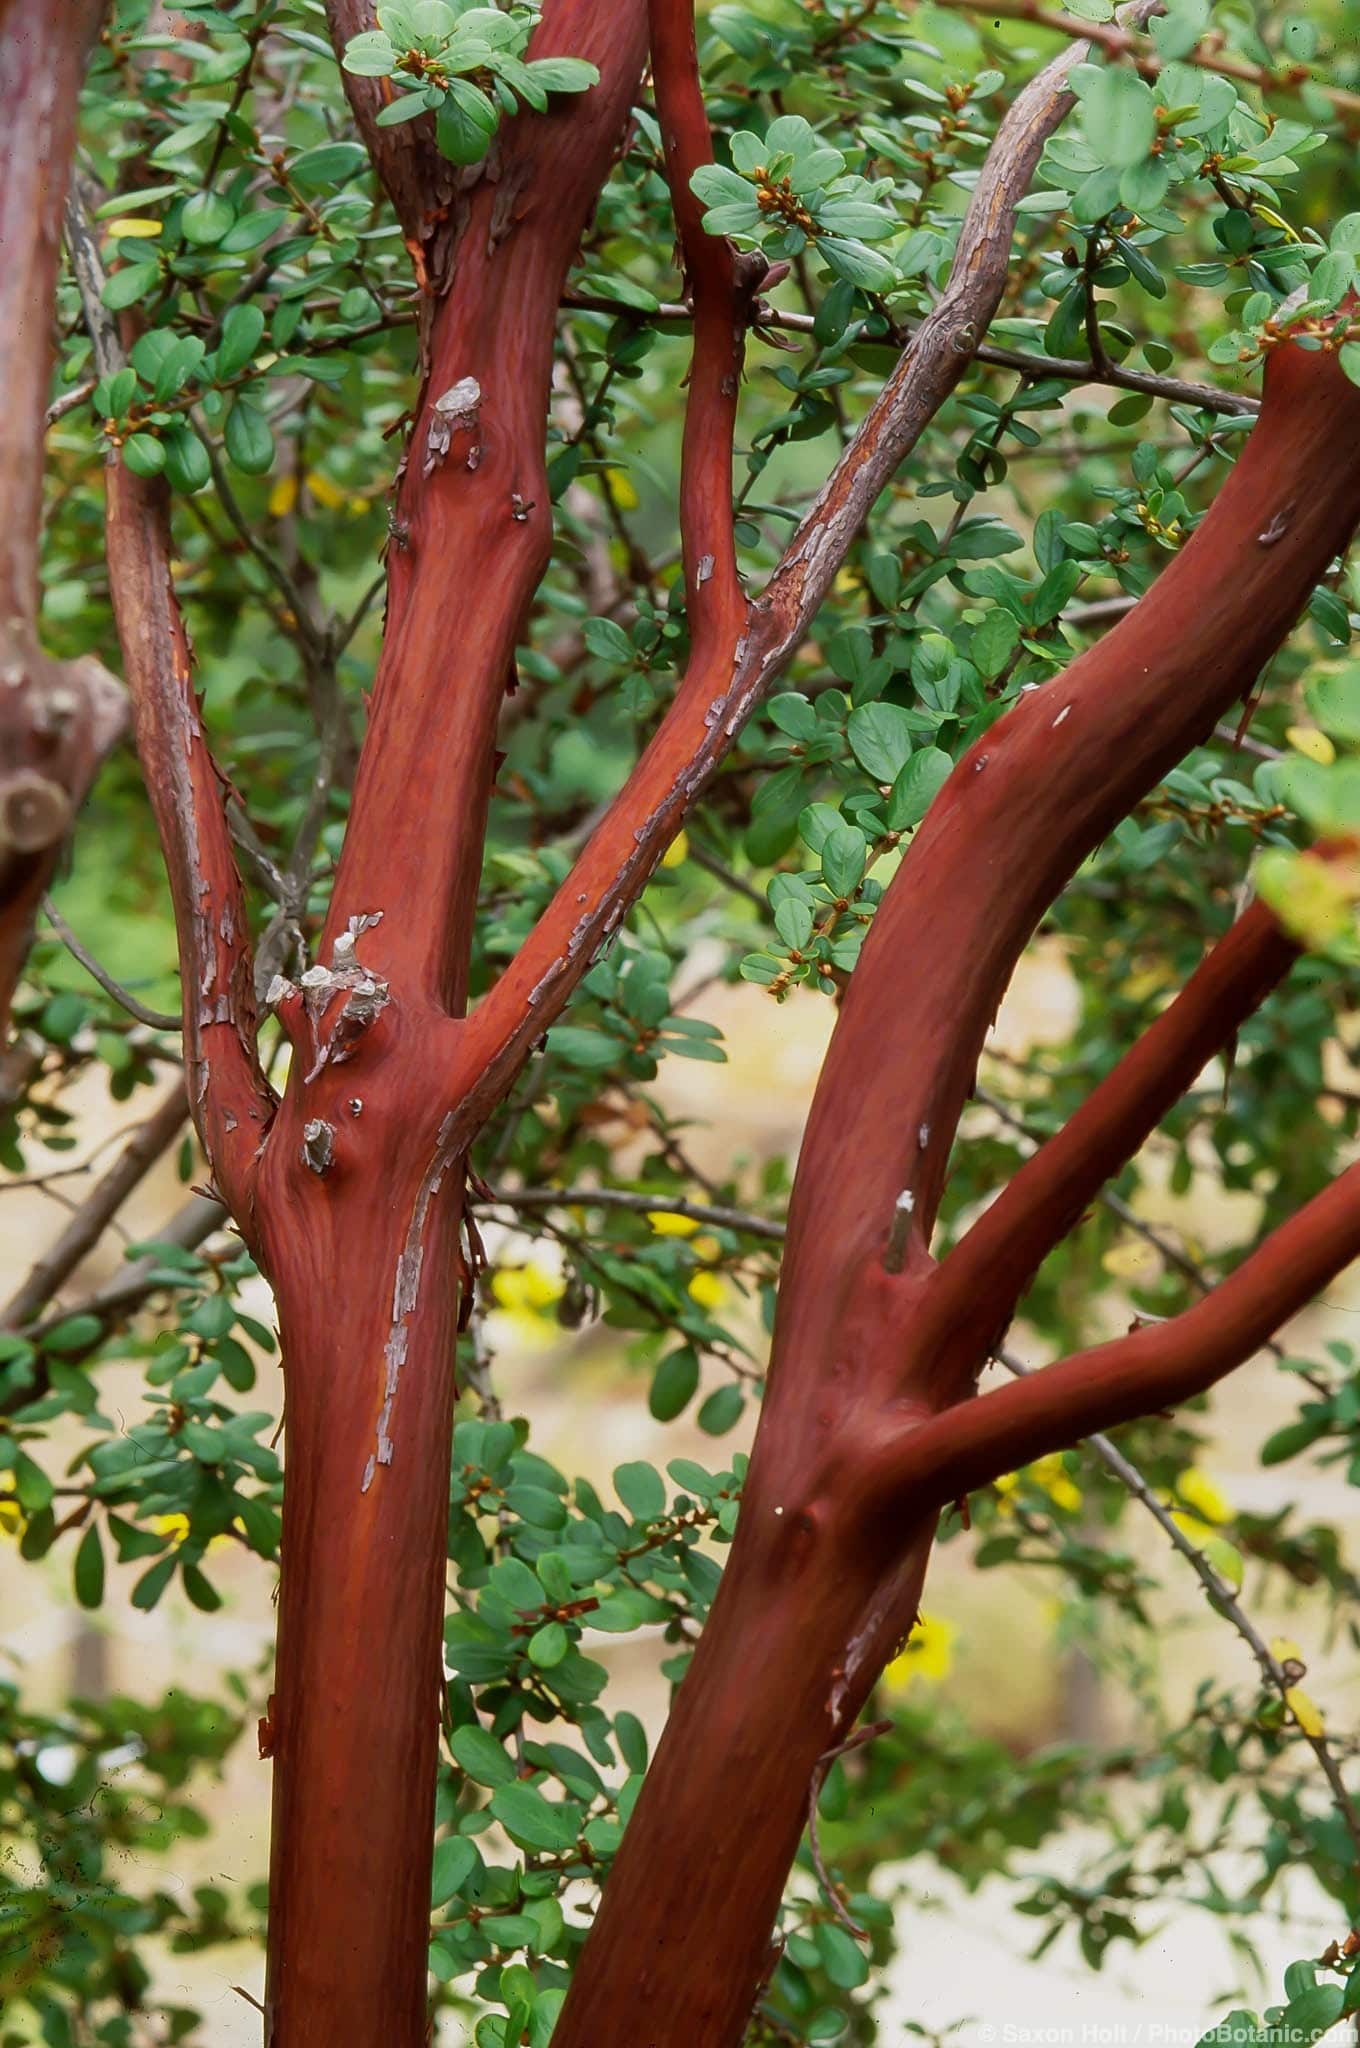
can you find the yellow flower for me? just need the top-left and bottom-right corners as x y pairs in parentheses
(1286, 1685), (1325, 1738)
(687, 1270), (727, 1311)
(148, 1511), (236, 1554)
(488, 1263), (565, 1346)
(607, 467), (639, 510)
(0, 1475), (24, 1540)
(660, 830), (689, 870)
(269, 474), (299, 518)
(996, 1453), (1081, 1515)
(1175, 1467), (1233, 1526)
(1286, 725), (1336, 765)
(491, 1264), (564, 1315)
(647, 1209), (699, 1237)
(883, 1611), (956, 1689)
(304, 469), (349, 510)
(1102, 1239), (1159, 1281)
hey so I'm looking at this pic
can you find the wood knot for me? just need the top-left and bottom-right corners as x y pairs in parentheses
(0, 771), (72, 853)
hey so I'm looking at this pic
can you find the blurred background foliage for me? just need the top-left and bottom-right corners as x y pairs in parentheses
(9, 0), (1360, 2041)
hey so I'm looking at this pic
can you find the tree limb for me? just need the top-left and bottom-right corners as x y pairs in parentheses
(650, 0), (761, 648)
(0, 4), (126, 1036)
(882, 1160), (1360, 1513)
(451, 0), (1164, 1145)
(920, 887), (1303, 1391)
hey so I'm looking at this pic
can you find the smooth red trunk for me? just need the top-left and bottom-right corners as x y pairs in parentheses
(253, 990), (467, 2044)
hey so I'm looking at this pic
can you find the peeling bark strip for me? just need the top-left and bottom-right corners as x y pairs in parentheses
(551, 335), (1360, 2048)
(0, 1), (125, 1034)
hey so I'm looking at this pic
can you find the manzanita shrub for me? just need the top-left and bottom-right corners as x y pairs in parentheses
(7, 1), (1360, 2044)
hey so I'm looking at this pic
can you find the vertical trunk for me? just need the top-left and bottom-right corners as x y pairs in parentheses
(555, 1392), (936, 2047)
(257, 1050), (466, 2047)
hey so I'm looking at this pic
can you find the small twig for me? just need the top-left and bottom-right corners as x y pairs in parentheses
(806, 1719), (893, 1939)
(41, 897), (180, 1031)
(1, 1082), (193, 1331)
(487, 1183), (787, 1243)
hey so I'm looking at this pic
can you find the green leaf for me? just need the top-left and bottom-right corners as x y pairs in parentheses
(886, 747), (952, 829)
(217, 304), (266, 380)
(524, 57), (600, 95)
(582, 616), (635, 663)
(528, 1621), (569, 1668)
(41, 1313), (103, 1355)
(132, 1553), (178, 1611)
(847, 702), (915, 784)
(290, 142), (370, 187)
(182, 1563), (222, 1611)
(819, 236), (896, 291)
(163, 426), (211, 494)
(614, 1711), (648, 1773)
(102, 262), (159, 312)
(821, 824), (867, 897)
(697, 1384), (744, 1435)
(342, 29), (397, 76)
(614, 1460), (665, 1521)
(450, 1723), (516, 1786)
(430, 1833), (479, 1905)
(181, 191), (237, 246)
(489, 1781), (580, 1853)
(73, 1522), (105, 1610)
(436, 79), (500, 164)
(649, 1347), (700, 1421)
(1078, 67), (1157, 169)
(224, 397), (275, 475)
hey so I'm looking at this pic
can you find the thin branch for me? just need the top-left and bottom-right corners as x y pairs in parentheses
(21, 1193), (227, 1344)
(41, 897), (181, 1032)
(450, 0), (1165, 1143)
(998, 1347), (1360, 1866)
(926, 0), (1360, 125)
(562, 291), (1260, 418)
(650, 0), (762, 644)
(485, 1183), (786, 1242)
(0, 41), (125, 1035)
(921, 891), (1301, 1392)
(881, 1160), (1360, 1514)
(1, 1082), (190, 1329)
(67, 199), (277, 1214)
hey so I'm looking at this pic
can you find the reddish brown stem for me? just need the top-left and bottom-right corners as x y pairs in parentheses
(886, 1157), (1360, 1509)
(454, 6), (1159, 1142)
(921, 891), (1302, 1384)
(104, 459), (273, 1223)
(255, 10), (648, 2042)
(0, 2), (125, 1035)
(556, 330), (1360, 2048)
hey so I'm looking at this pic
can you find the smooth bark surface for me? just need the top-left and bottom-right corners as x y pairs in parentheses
(0, 2), (124, 1033)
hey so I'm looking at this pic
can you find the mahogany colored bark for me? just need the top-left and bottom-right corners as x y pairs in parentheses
(553, 335), (1360, 2048)
(248, 10), (648, 2042)
(0, 1), (124, 1034)
(89, 0), (1360, 2040)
